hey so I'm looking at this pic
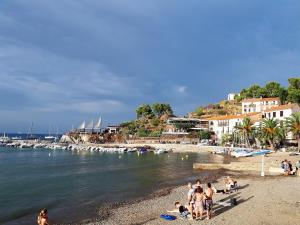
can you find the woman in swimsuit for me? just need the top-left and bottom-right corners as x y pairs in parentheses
(37, 208), (50, 225)
(193, 186), (205, 220)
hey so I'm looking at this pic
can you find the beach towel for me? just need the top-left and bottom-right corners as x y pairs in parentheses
(160, 214), (177, 221)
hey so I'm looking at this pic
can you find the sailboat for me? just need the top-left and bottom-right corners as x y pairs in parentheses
(27, 122), (37, 140)
(45, 125), (55, 140)
(94, 117), (102, 131)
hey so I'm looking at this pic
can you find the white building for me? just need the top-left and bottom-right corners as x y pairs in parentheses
(208, 113), (261, 141)
(227, 93), (239, 101)
(163, 117), (209, 134)
(263, 103), (300, 121)
(242, 97), (280, 114)
(262, 104), (300, 140)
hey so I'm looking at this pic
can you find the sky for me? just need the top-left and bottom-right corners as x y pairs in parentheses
(0, 0), (300, 133)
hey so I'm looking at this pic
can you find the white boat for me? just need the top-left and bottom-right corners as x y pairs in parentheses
(0, 133), (11, 143)
(231, 149), (252, 158)
(154, 148), (168, 154)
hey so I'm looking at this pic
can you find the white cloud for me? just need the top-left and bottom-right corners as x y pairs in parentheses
(175, 85), (187, 94)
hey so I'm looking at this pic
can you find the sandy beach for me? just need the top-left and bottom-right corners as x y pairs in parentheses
(79, 150), (300, 225)
(84, 174), (300, 225)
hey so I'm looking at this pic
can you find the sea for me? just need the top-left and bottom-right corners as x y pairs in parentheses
(0, 146), (226, 225)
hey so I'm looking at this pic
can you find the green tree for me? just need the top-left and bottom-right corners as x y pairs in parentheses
(152, 103), (173, 117)
(259, 118), (285, 150)
(198, 130), (211, 140)
(221, 133), (233, 145)
(239, 84), (267, 100)
(137, 127), (150, 137)
(136, 104), (154, 119)
(120, 121), (138, 135)
(264, 81), (282, 97)
(234, 117), (255, 147)
(279, 87), (288, 104)
(286, 112), (300, 152)
(151, 118), (160, 127)
(149, 131), (162, 137)
(287, 78), (300, 104)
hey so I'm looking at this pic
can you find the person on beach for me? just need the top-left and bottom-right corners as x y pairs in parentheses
(187, 182), (194, 203)
(193, 179), (202, 189)
(187, 182), (195, 215)
(167, 202), (191, 219)
(204, 183), (214, 220)
(193, 186), (205, 220)
(283, 159), (291, 175)
(225, 176), (237, 192)
(37, 208), (50, 225)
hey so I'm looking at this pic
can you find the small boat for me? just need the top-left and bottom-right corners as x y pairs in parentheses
(154, 149), (168, 154)
(231, 149), (252, 158)
(251, 149), (271, 156)
(139, 147), (147, 154)
(127, 148), (137, 153)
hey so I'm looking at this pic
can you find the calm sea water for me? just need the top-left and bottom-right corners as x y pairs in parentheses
(0, 148), (225, 225)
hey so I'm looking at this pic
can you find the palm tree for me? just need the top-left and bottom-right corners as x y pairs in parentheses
(286, 112), (300, 152)
(234, 117), (255, 147)
(259, 118), (285, 150)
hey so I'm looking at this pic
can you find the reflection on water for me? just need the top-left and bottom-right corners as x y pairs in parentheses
(0, 148), (228, 225)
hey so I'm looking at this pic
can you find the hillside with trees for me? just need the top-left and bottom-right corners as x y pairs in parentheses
(192, 78), (300, 118)
(120, 103), (173, 138)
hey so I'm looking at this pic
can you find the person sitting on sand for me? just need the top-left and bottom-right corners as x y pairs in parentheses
(283, 159), (291, 175)
(167, 202), (191, 219)
(204, 183), (214, 220)
(225, 176), (237, 192)
(37, 208), (50, 225)
(193, 186), (205, 220)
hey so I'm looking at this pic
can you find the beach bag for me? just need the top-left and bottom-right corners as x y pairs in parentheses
(230, 198), (237, 206)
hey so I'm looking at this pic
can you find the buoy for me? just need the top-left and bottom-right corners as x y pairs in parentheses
(185, 155), (189, 158)
(119, 155), (122, 159)
(181, 157), (184, 161)
(48, 153), (51, 157)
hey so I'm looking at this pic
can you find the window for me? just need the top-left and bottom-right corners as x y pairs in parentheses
(280, 111), (283, 117)
(244, 109), (247, 112)
(266, 101), (268, 105)
(273, 112), (276, 118)
(268, 113), (271, 118)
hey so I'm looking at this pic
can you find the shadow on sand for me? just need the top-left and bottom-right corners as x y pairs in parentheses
(213, 184), (253, 216)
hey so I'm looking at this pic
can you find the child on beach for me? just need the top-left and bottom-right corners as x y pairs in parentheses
(167, 202), (191, 219)
(37, 208), (51, 225)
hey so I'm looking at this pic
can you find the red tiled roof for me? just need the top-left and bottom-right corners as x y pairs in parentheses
(242, 97), (279, 103)
(207, 112), (260, 121)
(264, 104), (299, 112)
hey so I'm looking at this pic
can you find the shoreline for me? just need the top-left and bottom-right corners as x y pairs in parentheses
(81, 173), (300, 225)
(77, 151), (300, 225)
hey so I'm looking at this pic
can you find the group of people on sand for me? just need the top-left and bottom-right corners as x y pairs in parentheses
(168, 176), (238, 221)
(169, 179), (214, 220)
(281, 159), (299, 175)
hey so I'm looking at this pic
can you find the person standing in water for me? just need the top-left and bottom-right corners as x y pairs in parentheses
(37, 208), (51, 225)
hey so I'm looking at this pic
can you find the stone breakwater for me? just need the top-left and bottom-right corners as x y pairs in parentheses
(0, 140), (215, 153)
